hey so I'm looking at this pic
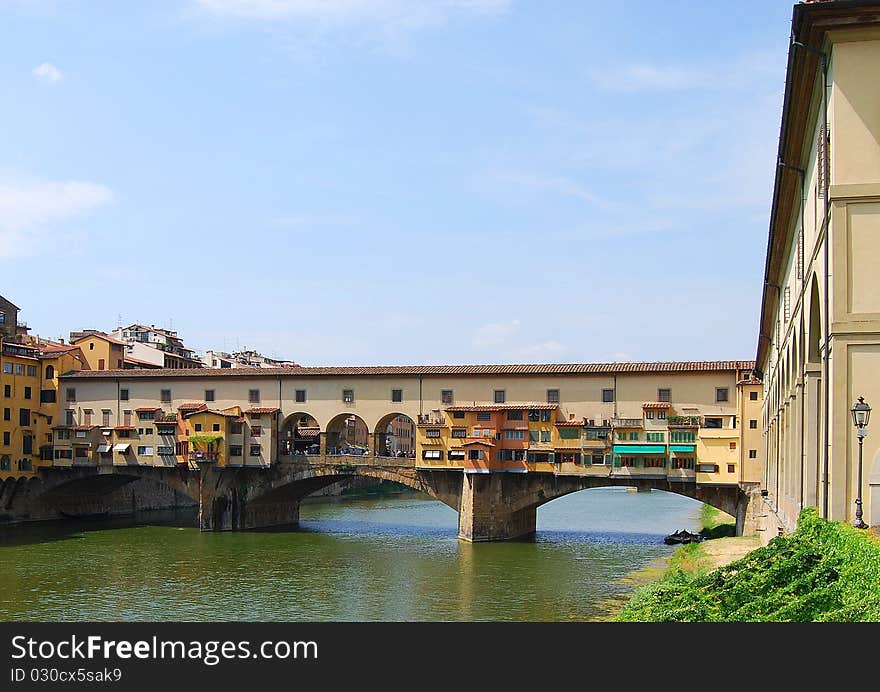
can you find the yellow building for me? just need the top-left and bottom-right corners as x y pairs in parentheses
(71, 332), (127, 372)
(756, 1), (880, 530)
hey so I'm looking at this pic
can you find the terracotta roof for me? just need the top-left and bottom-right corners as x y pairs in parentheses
(72, 332), (127, 347)
(554, 420), (585, 427)
(245, 407), (281, 415)
(642, 402), (673, 409)
(183, 408), (242, 419)
(444, 403), (559, 412)
(460, 439), (496, 447)
(72, 425), (98, 431)
(113, 426), (136, 431)
(177, 402), (207, 411)
(294, 427), (320, 439)
(738, 378), (762, 386)
(60, 360), (757, 380)
(136, 407), (162, 412)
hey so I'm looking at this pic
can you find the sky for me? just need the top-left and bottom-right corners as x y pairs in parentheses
(0, 0), (796, 366)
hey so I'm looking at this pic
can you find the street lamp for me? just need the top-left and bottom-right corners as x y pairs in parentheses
(850, 396), (871, 529)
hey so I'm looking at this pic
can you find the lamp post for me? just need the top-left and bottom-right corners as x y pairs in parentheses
(850, 396), (871, 529)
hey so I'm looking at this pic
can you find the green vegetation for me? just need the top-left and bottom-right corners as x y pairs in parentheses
(616, 507), (880, 621)
(699, 505), (736, 539)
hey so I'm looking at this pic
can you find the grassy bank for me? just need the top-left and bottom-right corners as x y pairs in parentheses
(615, 507), (880, 621)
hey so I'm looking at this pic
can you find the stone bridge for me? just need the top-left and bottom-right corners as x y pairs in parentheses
(2, 457), (759, 541)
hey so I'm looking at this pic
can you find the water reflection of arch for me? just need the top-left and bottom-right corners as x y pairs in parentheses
(374, 412), (417, 459)
(280, 412), (321, 456)
(325, 413), (369, 456)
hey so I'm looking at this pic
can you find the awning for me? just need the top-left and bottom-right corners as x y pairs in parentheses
(670, 444), (696, 453)
(113, 443), (130, 452)
(612, 444), (666, 455)
(96, 444), (112, 453)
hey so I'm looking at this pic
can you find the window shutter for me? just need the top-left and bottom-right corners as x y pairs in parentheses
(817, 126), (826, 198)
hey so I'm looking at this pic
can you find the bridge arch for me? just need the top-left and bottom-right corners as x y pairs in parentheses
(373, 412), (417, 458)
(279, 411), (321, 455)
(325, 413), (369, 455)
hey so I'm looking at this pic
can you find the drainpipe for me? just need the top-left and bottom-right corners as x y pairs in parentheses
(792, 39), (830, 518)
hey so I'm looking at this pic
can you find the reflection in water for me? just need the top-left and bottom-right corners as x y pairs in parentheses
(0, 488), (703, 622)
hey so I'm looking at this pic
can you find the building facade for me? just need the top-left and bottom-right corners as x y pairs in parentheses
(756, 0), (880, 531)
(46, 361), (762, 493)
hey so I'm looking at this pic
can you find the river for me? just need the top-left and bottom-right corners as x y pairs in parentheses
(0, 487), (704, 621)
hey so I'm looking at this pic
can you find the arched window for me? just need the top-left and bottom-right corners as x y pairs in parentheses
(45, 365), (55, 379)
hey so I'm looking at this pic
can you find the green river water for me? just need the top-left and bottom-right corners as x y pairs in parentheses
(0, 487), (704, 621)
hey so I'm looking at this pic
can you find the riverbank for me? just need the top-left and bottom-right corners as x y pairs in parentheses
(615, 507), (880, 621)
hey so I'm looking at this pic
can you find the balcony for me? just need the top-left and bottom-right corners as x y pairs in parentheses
(417, 414), (446, 426)
(612, 418), (643, 428)
(668, 415), (702, 428)
(189, 451), (219, 462)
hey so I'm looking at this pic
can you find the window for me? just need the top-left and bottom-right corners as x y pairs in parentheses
(89, 343), (94, 350)
(729, 442), (737, 450)
(541, 410), (551, 422)
(448, 450), (465, 461)
(645, 411), (654, 420)
(2, 432), (8, 445)
(504, 430), (525, 440)
(102, 410), (111, 427)
(230, 421), (243, 435)
(425, 429), (441, 438)
(4, 385), (10, 397)
(14, 364), (23, 375)
(727, 464), (735, 474)
(123, 410), (131, 426)
(441, 390), (453, 405)
(65, 410), (74, 426)
(26, 365), (37, 377)
(205, 390), (215, 402)
(23, 435), (33, 455)
(749, 450), (758, 459)
(295, 389), (306, 403)
(422, 449), (442, 460)
(144, 428), (153, 435)
(138, 410), (156, 420)
(468, 449), (483, 461)
(506, 410), (523, 421)
(19, 408), (30, 426)
(66, 388), (76, 402)
(98, 359), (105, 370)
(251, 425), (262, 437)
(0, 311), (3, 324)
(644, 457), (665, 468)
(160, 389), (171, 403)
(120, 388), (129, 401)
(558, 427), (579, 440)
(137, 446), (154, 456)
(476, 412), (491, 422)
(646, 432), (665, 442)
(391, 389), (403, 403)
(697, 463), (718, 473)
(249, 445), (262, 456)
(2, 363), (11, 374)
(617, 456), (635, 468)
(451, 428), (466, 439)
(343, 389), (354, 404)
(212, 423), (220, 432)
(482, 429), (492, 438)
(629, 432), (639, 441)
(658, 411), (666, 420)
(672, 458), (694, 470)
(658, 388), (671, 403)
(494, 390), (505, 404)
(452, 411), (465, 419)
(529, 430), (539, 443)
(716, 388), (729, 403)
(750, 391), (758, 401)
(157, 446), (175, 455)
(547, 389), (559, 404)
(540, 430), (551, 443)
(194, 424), (202, 432)
(229, 446), (242, 457)
(54, 449), (72, 460)
(23, 386), (31, 400)
(670, 431), (695, 443)
(705, 417), (723, 429)
(248, 389), (260, 403)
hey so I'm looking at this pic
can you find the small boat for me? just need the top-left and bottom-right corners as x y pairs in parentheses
(663, 529), (705, 545)
(59, 510), (109, 521)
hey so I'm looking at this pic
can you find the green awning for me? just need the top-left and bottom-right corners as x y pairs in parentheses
(612, 445), (666, 455)
(670, 445), (696, 453)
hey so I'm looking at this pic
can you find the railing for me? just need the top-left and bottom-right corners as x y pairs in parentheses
(667, 415), (702, 427)
(612, 418), (643, 428)
(189, 451), (219, 462)
(418, 415), (446, 425)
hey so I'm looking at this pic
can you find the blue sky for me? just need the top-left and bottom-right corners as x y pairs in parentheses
(0, 0), (795, 365)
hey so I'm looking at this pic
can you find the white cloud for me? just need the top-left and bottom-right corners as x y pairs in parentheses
(0, 179), (114, 257)
(32, 62), (63, 83)
(192, 0), (508, 30)
(493, 172), (603, 205)
(473, 319), (520, 349)
(509, 340), (566, 360)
